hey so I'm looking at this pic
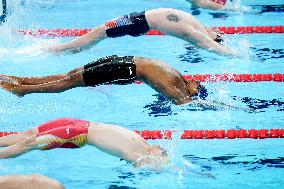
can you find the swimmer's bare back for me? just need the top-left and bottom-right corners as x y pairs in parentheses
(134, 57), (192, 104)
(145, 8), (239, 57)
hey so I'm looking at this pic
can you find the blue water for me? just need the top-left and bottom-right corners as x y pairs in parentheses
(0, 0), (283, 189)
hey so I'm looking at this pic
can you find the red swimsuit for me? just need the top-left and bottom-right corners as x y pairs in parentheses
(36, 118), (90, 150)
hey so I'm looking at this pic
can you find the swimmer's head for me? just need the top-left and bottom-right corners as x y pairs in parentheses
(214, 34), (224, 44)
(192, 84), (208, 100)
(149, 145), (171, 164)
(184, 80), (209, 100)
(206, 28), (224, 44)
(134, 145), (171, 169)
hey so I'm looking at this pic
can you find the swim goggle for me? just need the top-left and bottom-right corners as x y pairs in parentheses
(192, 84), (209, 100)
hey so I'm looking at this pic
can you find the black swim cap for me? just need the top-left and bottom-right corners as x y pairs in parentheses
(214, 34), (224, 44)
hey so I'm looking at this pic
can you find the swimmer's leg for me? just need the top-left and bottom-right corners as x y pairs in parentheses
(0, 134), (37, 159)
(48, 24), (107, 54)
(0, 67), (85, 97)
(0, 74), (67, 85)
(0, 118), (71, 146)
(0, 67), (85, 85)
(0, 129), (36, 146)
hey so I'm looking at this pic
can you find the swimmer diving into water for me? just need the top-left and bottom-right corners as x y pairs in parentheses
(0, 118), (170, 168)
(0, 55), (208, 105)
(188, 0), (228, 10)
(47, 8), (238, 57)
(188, 0), (249, 12)
(0, 118), (216, 177)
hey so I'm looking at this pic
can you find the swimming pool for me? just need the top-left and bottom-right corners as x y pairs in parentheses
(0, 0), (283, 188)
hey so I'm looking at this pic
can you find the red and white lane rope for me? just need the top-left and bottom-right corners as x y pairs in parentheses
(182, 73), (284, 82)
(1, 129), (283, 140)
(135, 73), (284, 84)
(17, 25), (284, 37)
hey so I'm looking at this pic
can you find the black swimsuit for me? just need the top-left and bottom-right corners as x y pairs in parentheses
(82, 55), (136, 86)
(105, 11), (150, 38)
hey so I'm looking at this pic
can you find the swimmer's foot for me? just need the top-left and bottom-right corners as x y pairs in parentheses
(0, 75), (20, 85)
(0, 82), (25, 97)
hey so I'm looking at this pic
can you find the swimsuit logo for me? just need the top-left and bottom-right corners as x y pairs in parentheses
(129, 67), (132, 75)
(66, 128), (70, 135)
(105, 16), (133, 29)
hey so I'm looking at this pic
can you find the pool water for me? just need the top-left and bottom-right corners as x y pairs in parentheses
(0, 0), (283, 189)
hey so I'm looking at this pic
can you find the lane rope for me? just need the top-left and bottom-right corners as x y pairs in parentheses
(182, 73), (284, 82)
(1, 129), (283, 139)
(136, 73), (284, 83)
(17, 25), (284, 37)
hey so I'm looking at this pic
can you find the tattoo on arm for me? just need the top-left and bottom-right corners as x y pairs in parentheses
(166, 14), (181, 22)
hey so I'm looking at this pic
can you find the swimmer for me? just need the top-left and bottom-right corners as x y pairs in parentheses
(188, 0), (227, 10)
(188, 0), (250, 12)
(47, 8), (238, 57)
(0, 118), (170, 169)
(0, 55), (208, 105)
(0, 174), (65, 189)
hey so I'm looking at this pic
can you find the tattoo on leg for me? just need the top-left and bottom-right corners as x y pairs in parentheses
(166, 14), (181, 22)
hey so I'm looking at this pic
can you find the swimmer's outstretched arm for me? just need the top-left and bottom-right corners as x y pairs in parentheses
(184, 28), (241, 57)
(48, 25), (107, 54)
(0, 73), (69, 85)
(187, 29), (240, 57)
(0, 129), (36, 147)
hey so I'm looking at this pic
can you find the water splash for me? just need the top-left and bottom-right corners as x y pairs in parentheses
(0, 0), (60, 59)
(225, 0), (251, 13)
